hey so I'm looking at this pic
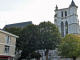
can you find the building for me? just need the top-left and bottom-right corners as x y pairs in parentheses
(54, 0), (80, 37)
(3, 21), (32, 29)
(52, 0), (80, 60)
(0, 29), (18, 60)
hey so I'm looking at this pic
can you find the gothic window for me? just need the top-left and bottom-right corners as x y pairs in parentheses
(65, 21), (68, 34)
(61, 12), (63, 17)
(61, 22), (64, 37)
(65, 11), (67, 16)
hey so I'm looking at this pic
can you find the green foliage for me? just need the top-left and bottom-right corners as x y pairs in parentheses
(19, 24), (41, 59)
(38, 21), (61, 50)
(4, 21), (61, 60)
(58, 34), (80, 60)
(38, 21), (61, 60)
(18, 51), (41, 60)
(20, 24), (39, 51)
(4, 27), (22, 36)
(31, 52), (41, 59)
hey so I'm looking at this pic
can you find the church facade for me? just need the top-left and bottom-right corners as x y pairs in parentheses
(51, 0), (80, 60)
(54, 0), (80, 37)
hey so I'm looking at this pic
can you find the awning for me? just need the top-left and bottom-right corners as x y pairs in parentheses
(0, 55), (11, 57)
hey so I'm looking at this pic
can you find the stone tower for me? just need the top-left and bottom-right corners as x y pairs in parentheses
(54, 0), (79, 37)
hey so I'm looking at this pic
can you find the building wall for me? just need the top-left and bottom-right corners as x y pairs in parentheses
(0, 31), (17, 58)
(0, 44), (4, 54)
(9, 46), (15, 56)
(10, 36), (16, 56)
(0, 32), (6, 43)
(10, 36), (16, 46)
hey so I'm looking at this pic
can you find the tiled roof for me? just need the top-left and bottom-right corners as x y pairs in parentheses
(3, 21), (32, 29)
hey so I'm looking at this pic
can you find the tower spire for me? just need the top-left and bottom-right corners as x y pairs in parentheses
(69, 0), (77, 7)
(55, 5), (58, 10)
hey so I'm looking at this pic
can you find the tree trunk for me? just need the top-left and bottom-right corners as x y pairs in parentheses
(73, 57), (76, 60)
(28, 52), (31, 60)
(46, 49), (49, 60)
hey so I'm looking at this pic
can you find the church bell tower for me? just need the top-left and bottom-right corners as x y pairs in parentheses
(54, 0), (79, 37)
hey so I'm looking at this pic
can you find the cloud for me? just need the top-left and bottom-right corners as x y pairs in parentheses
(0, 0), (33, 11)
(0, 0), (80, 29)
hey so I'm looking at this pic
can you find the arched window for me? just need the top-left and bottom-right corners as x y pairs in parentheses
(65, 11), (67, 16)
(61, 22), (64, 37)
(65, 21), (68, 34)
(61, 12), (63, 17)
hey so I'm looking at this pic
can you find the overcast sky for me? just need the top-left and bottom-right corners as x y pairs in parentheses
(0, 0), (79, 29)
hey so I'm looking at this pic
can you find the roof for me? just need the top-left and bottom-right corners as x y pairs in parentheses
(0, 29), (19, 38)
(69, 0), (77, 7)
(3, 21), (32, 29)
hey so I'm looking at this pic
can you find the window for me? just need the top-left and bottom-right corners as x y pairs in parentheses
(4, 46), (9, 54)
(65, 11), (67, 16)
(45, 51), (47, 56)
(61, 12), (63, 17)
(65, 21), (68, 34)
(5, 35), (10, 44)
(61, 22), (64, 37)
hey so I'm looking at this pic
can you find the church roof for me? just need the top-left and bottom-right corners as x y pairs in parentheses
(3, 21), (32, 29)
(70, 0), (76, 7)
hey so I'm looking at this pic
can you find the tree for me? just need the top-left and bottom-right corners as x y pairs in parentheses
(19, 24), (41, 60)
(18, 51), (41, 60)
(58, 34), (80, 60)
(38, 21), (61, 60)
(30, 52), (41, 59)
(4, 27), (22, 51)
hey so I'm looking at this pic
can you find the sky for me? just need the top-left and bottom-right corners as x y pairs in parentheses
(0, 0), (79, 29)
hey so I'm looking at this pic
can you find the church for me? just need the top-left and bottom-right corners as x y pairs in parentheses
(52, 0), (80, 60)
(54, 0), (80, 37)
